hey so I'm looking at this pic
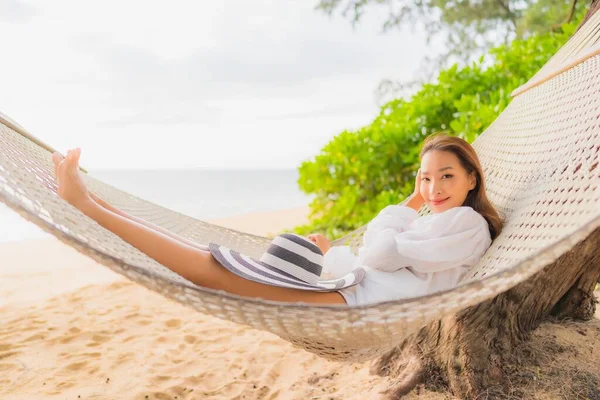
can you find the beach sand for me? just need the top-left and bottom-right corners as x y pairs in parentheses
(2, 205), (599, 400)
(0, 205), (399, 400)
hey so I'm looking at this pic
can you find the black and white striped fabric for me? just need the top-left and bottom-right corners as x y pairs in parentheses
(208, 233), (366, 291)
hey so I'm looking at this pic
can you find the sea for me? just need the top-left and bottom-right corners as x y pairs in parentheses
(0, 168), (314, 243)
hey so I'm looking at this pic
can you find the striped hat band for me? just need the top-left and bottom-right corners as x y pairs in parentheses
(208, 233), (366, 292)
(259, 233), (324, 284)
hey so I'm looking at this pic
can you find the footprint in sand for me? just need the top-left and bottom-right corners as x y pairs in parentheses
(86, 334), (110, 347)
(152, 375), (172, 383)
(183, 375), (203, 385)
(115, 352), (135, 363)
(0, 363), (15, 372)
(164, 319), (182, 328)
(59, 335), (77, 344)
(0, 352), (18, 360)
(23, 333), (47, 342)
(54, 380), (76, 391)
(183, 335), (197, 344)
(155, 336), (168, 344)
(64, 361), (88, 371)
(91, 334), (110, 343)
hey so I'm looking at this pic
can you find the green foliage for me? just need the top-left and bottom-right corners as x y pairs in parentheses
(291, 19), (578, 240)
(316, 0), (586, 75)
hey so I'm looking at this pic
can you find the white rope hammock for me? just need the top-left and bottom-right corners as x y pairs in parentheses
(1, 11), (599, 362)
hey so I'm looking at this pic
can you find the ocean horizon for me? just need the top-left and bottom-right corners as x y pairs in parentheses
(0, 168), (314, 243)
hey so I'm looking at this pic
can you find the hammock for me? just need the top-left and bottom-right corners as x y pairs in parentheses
(1, 12), (599, 363)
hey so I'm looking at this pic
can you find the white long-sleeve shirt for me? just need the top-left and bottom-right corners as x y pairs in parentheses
(323, 205), (492, 306)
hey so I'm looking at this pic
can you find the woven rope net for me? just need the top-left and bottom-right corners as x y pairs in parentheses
(1, 13), (599, 362)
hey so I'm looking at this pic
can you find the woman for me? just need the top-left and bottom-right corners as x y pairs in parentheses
(51, 134), (503, 306)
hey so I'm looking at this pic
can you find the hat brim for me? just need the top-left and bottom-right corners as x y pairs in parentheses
(208, 243), (365, 292)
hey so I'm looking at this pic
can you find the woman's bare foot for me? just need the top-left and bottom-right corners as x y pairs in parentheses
(51, 148), (92, 209)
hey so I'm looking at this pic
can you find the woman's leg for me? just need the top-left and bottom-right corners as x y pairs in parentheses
(76, 200), (346, 304)
(52, 150), (347, 305)
(92, 196), (347, 304)
(196, 250), (348, 304)
(90, 192), (209, 251)
(77, 199), (212, 283)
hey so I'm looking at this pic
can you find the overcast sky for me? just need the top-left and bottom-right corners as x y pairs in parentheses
(0, 0), (440, 169)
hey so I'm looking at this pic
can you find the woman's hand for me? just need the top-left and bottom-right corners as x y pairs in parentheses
(405, 168), (425, 211)
(413, 168), (424, 199)
(51, 148), (93, 210)
(307, 233), (331, 255)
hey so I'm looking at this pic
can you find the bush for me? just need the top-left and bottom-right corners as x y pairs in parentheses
(292, 20), (578, 240)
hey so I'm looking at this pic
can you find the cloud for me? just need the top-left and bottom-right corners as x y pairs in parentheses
(257, 103), (372, 121)
(60, 0), (416, 106)
(63, 30), (389, 127)
(68, 31), (381, 91)
(0, 0), (36, 22)
(0, 0), (436, 168)
(96, 105), (224, 128)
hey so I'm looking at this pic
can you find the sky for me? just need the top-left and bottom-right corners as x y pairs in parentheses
(0, 0), (441, 170)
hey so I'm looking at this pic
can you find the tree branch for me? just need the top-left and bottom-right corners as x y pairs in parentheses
(551, 0), (579, 31)
(566, 0), (579, 23)
(494, 0), (517, 28)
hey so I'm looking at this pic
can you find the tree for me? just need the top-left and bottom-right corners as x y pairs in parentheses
(315, 0), (586, 101)
(365, 3), (600, 398)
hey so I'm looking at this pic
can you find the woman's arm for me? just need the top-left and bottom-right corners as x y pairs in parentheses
(404, 193), (425, 212)
(90, 192), (209, 251)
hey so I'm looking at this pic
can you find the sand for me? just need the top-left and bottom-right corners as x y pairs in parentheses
(1, 205), (599, 400)
(0, 205), (398, 400)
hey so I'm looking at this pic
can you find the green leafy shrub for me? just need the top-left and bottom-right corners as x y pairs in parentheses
(291, 20), (578, 240)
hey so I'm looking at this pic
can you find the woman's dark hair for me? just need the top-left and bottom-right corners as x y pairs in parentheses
(420, 133), (504, 240)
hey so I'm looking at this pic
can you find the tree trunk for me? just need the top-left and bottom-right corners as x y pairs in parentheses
(551, 261), (600, 321)
(368, 3), (600, 397)
(576, 0), (600, 32)
(370, 227), (600, 399)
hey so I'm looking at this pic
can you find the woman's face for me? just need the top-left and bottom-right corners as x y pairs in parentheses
(419, 150), (476, 214)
